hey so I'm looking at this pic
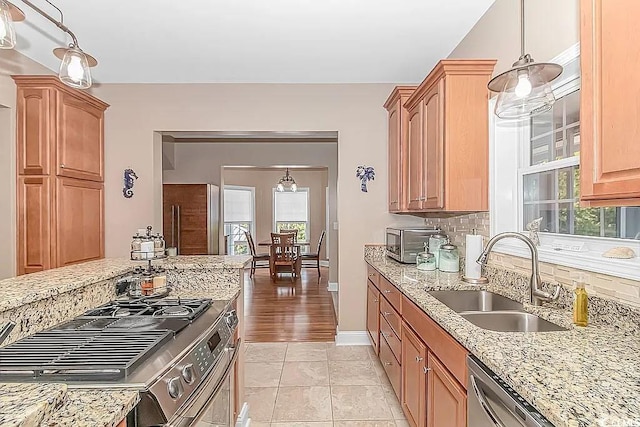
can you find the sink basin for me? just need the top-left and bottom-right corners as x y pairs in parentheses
(460, 311), (567, 332)
(428, 290), (523, 313)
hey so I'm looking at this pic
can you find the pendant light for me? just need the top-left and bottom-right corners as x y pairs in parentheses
(487, 0), (563, 119)
(0, 1), (24, 49)
(3, 0), (98, 89)
(276, 168), (298, 192)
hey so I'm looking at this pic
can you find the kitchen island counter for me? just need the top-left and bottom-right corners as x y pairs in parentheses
(366, 252), (640, 427)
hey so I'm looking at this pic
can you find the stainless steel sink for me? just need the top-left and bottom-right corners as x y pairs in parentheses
(460, 311), (567, 332)
(428, 290), (523, 313)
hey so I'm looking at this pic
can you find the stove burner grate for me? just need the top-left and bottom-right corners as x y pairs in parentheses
(153, 305), (193, 317)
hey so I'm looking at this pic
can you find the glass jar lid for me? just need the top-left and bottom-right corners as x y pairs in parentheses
(440, 243), (457, 251)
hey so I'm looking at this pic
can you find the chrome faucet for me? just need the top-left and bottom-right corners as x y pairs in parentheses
(476, 232), (561, 306)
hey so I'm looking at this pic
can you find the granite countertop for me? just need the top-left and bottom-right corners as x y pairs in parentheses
(0, 383), (67, 427)
(366, 255), (640, 427)
(0, 256), (251, 313)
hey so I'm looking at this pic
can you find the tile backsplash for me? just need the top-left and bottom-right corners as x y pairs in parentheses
(422, 212), (640, 310)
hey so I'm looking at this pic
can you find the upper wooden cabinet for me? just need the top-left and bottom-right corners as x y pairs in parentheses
(580, 0), (640, 206)
(384, 86), (416, 212)
(387, 59), (496, 213)
(14, 76), (109, 275)
(14, 76), (108, 182)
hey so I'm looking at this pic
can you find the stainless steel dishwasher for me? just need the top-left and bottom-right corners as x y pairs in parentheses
(467, 355), (555, 427)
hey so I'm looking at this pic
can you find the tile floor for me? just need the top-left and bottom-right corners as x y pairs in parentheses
(244, 342), (409, 427)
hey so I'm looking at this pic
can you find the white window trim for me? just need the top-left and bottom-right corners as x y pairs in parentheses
(489, 43), (640, 282)
(272, 187), (311, 242)
(223, 185), (256, 239)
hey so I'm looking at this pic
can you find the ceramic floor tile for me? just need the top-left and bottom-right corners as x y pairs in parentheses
(280, 361), (330, 386)
(328, 360), (380, 385)
(394, 420), (411, 427)
(243, 387), (278, 421)
(272, 386), (333, 422)
(331, 385), (393, 421)
(333, 422), (397, 427)
(244, 362), (283, 388)
(285, 342), (328, 362)
(383, 389), (405, 420)
(326, 344), (373, 361)
(270, 423), (333, 427)
(245, 342), (288, 363)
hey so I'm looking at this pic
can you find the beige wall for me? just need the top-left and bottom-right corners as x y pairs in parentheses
(449, 0), (579, 76)
(0, 51), (52, 280)
(224, 168), (329, 260)
(162, 142), (338, 281)
(91, 83), (403, 332)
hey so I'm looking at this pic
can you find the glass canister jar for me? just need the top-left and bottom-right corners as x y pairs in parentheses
(416, 250), (436, 271)
(154, 233), (165, 258)
(438, 243), (460, 273)
(131, 233), (142, 260)
(428, 233), (448, 268)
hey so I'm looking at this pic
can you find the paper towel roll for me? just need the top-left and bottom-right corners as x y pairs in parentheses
(464, 234), (484, 279)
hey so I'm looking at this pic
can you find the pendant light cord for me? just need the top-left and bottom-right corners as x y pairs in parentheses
(19, 0), (80, 47)
(520, 0), (525, 57)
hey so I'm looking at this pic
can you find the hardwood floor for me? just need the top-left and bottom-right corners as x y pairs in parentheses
(244, 267), (337, 343)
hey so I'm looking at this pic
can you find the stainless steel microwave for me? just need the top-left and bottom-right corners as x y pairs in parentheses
(386, 226), (441, 264)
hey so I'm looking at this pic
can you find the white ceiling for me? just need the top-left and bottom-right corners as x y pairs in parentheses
(11, 0), (495, 84)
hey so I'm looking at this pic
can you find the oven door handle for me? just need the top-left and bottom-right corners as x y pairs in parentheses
(166, 339), (241, 427)
(470, 374), (507, 427)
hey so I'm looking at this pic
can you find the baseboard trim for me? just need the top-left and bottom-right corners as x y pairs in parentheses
(327, 282), (338, 292)
(335, 331), (371, 346)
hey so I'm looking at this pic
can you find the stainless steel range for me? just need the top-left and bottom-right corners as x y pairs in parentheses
(0, 296), (242, 427)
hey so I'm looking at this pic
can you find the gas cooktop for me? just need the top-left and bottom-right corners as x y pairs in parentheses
(84, 298), (212, 320)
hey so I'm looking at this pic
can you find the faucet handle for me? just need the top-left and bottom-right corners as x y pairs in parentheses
(534, 284), (561, 303)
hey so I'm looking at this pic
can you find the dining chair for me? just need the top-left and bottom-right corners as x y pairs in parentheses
(301, 230), (326, 279)
(244, 231), (269, 277)
(269, 232), (300, 283)
(279, 228), (299, 243)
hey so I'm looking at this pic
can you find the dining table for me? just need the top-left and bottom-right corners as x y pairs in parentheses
(258, 241), (311, 276)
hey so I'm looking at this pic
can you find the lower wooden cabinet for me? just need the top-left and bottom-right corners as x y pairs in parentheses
(401, 322), (427, 427)
(366, 280), (380, 354)
(427, 352), (466, 427)
(56, 177), (104, 267)
(380, 334), (402, 399)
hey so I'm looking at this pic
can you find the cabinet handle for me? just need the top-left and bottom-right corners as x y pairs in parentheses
(384, 362), (392, 366)
(368, 273), (376, 277)
(423, 367), (431, 374)
(390, 201), (398, 204)
(419, 196), (426, 201)
(383, 289), (392, 294)
(410, 198), (421, 202)
(415, 356), (424, 362)
(373, 299), (379, 303)
(382, 311), (390, 317)
(60, 164), (65, 168)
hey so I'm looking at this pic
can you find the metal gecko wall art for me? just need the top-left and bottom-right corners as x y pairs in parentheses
(356, 165), (375, 192)
(123, 169), (138, 198)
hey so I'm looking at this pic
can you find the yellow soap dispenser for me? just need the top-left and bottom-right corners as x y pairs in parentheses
(573, 281), (588, 327)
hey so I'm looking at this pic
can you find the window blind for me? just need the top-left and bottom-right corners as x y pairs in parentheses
(274, 190), (308, 222)
(224, 188), (253, 222)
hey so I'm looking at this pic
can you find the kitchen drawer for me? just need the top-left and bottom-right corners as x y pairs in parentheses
(367, 264), (380, 288)
(379, 276), (401, 313)
(380, 314), (401, 363)
(380, 333), (401, 400)
(402, 295), (468, 389)
(380, 297), (401, 338)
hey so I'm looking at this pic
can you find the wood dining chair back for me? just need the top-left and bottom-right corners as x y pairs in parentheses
(301, 230), (326, 280)
(245, 231), (269, 277)
(269, 232), (300, 282)
(279, 228), (299, 243)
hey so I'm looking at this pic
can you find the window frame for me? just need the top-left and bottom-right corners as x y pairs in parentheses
(489, 43), (640, 281)
(273, 187), (310, 243)
(223, 185), (256, 255)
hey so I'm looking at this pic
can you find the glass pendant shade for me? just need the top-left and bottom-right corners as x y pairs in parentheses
(290, 183), (297, 192)
(276, 183), (285, 192)
(491, 59), (560, 119)
(276, 168), (297, 192)
(0, 0), (17, 49)
(58, 47), (92, 89)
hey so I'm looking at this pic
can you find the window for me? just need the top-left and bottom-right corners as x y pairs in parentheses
(521, 86), (640, 239)
(490, 44), (640, 281)
(274, 189), (309, 242)
(223, 186), (254, 255)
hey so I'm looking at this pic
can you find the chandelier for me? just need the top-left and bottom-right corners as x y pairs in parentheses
(276, 168), (297, 192)
(0, 0), (97, 89)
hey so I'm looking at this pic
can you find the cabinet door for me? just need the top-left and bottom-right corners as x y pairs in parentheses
(55, 177), (104, 267)
(162, 184), (210, 255)
(388, 100), (402, 212)
(401, 322), (427, 427)
(580, 0), (640, 204)
(427, 352), (466, 427)
(406, 103), (423, 210)
(17, 87), (54, 176)
(17, 176), (52, 275)
(367, 280), (380, 354)
(56, 91), (104, 182)
(422, 81), (444, 210)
